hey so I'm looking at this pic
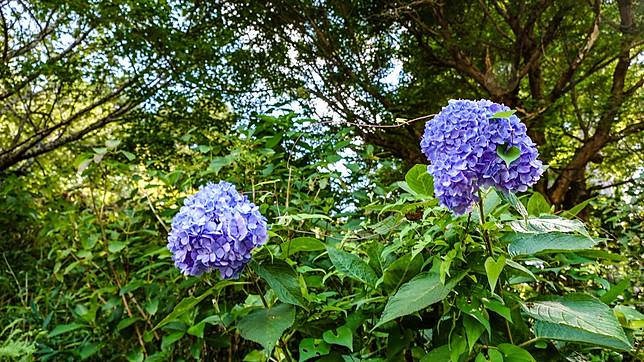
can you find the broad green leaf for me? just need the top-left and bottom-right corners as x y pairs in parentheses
(207, 156), (234, 175)
(483, 299), (513, 322)
(505, 259), (537, 281)
(145, 298), (159, 315)
(450, 333), (467, 362)
(237, 303), (295, 353)
(187, 315), (222, 338)
(322, 326), (353, 351)
(116, 317), (141, 331)
(614, 305), (644, 330)
(154, 281), (245, 330)
(507, 216), (588, 235)
(126, 349), (144, 362)
(463, 315), (485, 352)
(375, 271), (465, 328)
(280, 237), (325, 256)
(497, 344), (536, 362)
(326, 246), (378, 287)
(48, 323), (87, 337)
(484, 255), (506, 292)
(475, 349), (504, 362)
(457, 296), (491, 338)
(120, 150), (135, 161)
(382, 253), (423, 292)
(563, 197), (596, 217)
(600, 278), (630, 304)
(253, 260), (307, 308)
(79, 343), (100, 360)
(405, 164), (434, 197)
(491, 110), (516, 119)
(506, 232), (598, 257)
(108, 241), (127, 253)
(527, 192), (551, 216)
(105, 139), (121, 148)
(161, 331), (185, 351)
(299, 338), (330, 362)
(522, 294), (632, 351)
(496, 145), (521, 167)
(420, 345), (451, 362)
(499, 192), (528, 217)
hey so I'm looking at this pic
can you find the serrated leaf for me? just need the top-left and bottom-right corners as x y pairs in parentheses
(327, 246), (378, 287)
(375, 271), (465, 328)
(405, 164), (434, 197)
(506, 232), (598, 257)
(497, 145), (521, 167)
(507, 216), (588, 235)
(491, 110), (516, 119)
(523, 294), (632, 351)
(322, 326), (352, 351)
(484, 255), (506, 293)
(253, 260), (307, 308)
(237, 303), (295, 353)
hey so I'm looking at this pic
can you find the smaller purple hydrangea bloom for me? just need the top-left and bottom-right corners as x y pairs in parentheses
(420, 99), (543, 214)
(167, 181), (268, 279)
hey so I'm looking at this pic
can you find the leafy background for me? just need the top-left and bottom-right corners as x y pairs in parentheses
(1, 0), (643, 361)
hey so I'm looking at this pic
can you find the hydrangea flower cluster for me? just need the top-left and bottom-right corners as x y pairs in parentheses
(420, 99), (543, 214)
(167, 181), (268, 279)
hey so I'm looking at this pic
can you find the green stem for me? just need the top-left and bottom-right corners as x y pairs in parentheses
(477, 189), (494, 257)
(252, 276), (293, 362)
(518, 337), (542, 348)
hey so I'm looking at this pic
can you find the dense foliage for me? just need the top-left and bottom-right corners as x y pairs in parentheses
(1, 112), (643, 361)
(1, 0), (643, 361)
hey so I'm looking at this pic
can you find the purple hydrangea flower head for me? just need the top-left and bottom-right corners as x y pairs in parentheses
(420, 99), (543, 214)
(167, 181), (268, 279)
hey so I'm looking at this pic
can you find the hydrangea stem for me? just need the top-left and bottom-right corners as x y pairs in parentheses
(477, 189), (494, 257)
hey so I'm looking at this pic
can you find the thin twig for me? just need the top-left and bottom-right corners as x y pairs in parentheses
(477, 189), (494, 257)
(311, 113), (435, 129)
(518, 337), (541, 348)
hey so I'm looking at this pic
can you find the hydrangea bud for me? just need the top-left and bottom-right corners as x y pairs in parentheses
(420, 99), (543, 214)
(167, 181), (268, 279)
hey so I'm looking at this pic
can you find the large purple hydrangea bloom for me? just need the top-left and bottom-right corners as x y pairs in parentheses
(167, 181), (268, 279)
(420, 99), (543, 214)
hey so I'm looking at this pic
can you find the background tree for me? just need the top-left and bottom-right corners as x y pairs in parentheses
(0, 0), (236, 172)
(211, 0), (643, 208)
